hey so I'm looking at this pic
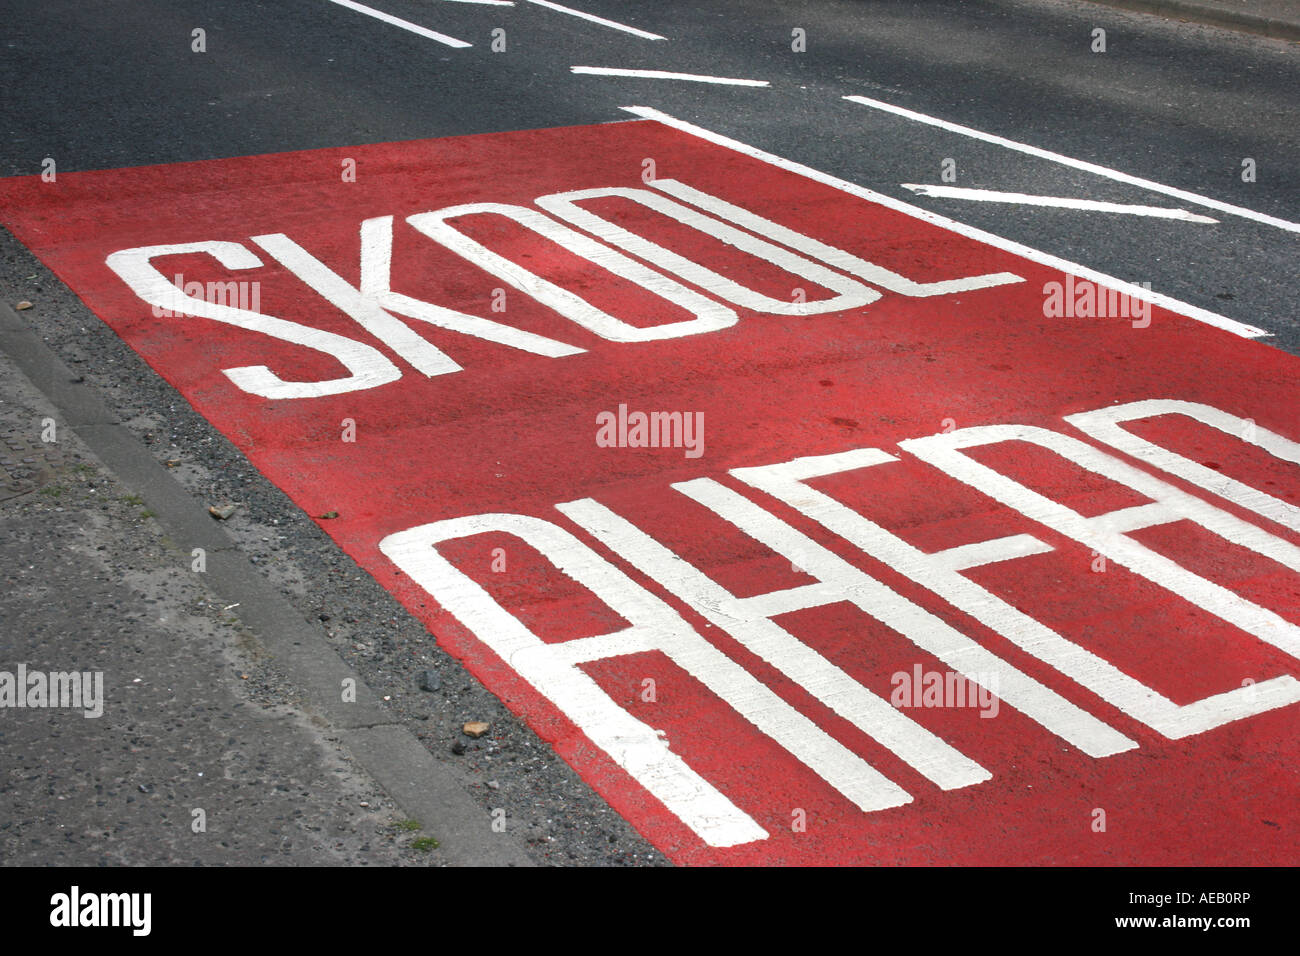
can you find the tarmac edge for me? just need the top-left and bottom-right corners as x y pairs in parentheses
(0, 300), (535, 868)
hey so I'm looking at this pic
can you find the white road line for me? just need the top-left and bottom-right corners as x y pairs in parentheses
(437, 0), (514, 5)
(526, 0), (666, 40)
(900, 185), (1219, 223)
(619, 106), (1268, 339)
(845, 94), (1300, 235)
(323, 0), (472, 47)
(573, 67), (768, 86)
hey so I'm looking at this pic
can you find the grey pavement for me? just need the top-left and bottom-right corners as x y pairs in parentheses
(0, 273), (659, 867)
(0, 340), (437, 865)
(0, 0), (1293, 871)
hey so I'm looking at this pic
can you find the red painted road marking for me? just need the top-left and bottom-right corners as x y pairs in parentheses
(2, 120), (1297, 864)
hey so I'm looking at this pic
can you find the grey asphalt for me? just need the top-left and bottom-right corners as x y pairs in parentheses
(0, 0), (1295, 867)
(1081, 0), (1300, 40)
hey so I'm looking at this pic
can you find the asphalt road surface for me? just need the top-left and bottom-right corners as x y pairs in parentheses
(4, 0), (1298, 349)
(1, 0), (1297, 871)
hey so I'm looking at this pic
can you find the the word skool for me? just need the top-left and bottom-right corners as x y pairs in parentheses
(381, 397), (1299, 849)
(104, 179), (1025, 399)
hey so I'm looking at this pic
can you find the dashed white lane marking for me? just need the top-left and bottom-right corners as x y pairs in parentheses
(900, 185), (1220, 223)
(619, 105), (1268, 339)
(323, 0), (471, 47)
(527, 0), (666, 40)
(572, 67), (768, 86)
(437, 0), (514, 6)
(845, 94), (1300, 236)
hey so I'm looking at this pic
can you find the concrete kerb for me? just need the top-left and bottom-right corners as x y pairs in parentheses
(0, 299), (534, 868)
